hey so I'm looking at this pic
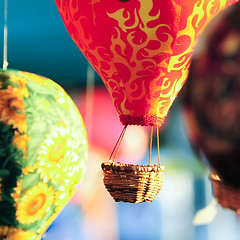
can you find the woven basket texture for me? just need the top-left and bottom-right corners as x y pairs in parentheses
(102, 162), (164, 203)
(210, 174), (240, 211)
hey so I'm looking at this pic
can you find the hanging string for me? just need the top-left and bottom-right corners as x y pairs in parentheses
(109, 125), (127, 162)
(85, 64), (95, 144)
(148, 126), (153, 165)
(3, 0), (8, 70)
(157, 126), (160, 165)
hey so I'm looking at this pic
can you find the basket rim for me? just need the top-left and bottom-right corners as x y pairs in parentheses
(101, 162), (164, 173)
(209, 172), (240, 191)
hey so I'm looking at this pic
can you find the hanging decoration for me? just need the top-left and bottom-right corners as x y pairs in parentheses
(55, 0), (238, 127)
(182, 3), (240, 212)
(55, 0), (238, 203)
(0, 69), (88, 240)
(101, 126), (163, 203)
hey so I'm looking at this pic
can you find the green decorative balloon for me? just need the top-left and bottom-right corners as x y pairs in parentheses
(0, 69), (88, 240)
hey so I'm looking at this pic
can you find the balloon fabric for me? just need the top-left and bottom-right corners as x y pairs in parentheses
(55, 0), (238, 127)
(182, 3), (240, 187)
(0, 69), (88, 240)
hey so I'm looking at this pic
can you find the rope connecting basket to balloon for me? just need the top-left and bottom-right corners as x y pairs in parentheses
(210, 172), (240, 212)
(101, 125), (164, 203)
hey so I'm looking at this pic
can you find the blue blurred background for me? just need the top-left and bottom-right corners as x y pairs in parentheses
(0, 1), (240, 240)
(0, 0), (96, 88)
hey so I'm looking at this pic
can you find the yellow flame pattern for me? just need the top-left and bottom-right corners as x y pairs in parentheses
(56, 0), (238, 126)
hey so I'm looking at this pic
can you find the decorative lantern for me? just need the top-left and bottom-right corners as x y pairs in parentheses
(182, 3), (240, 211)
(0, 69), (88, 239)
(55, 0), (238, 203)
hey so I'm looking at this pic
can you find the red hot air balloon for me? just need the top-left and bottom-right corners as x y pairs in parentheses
(55, 0), (238, 204)
(56, 0), (238, 127)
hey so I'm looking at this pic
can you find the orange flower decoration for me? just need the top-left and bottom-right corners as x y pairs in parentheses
(0, 85), (27, 133)
(0, 226), (38, 240)
(12, 132), (30, 157)
(11, 180), (22, 207)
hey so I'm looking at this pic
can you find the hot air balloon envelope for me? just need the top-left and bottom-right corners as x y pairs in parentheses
(55, 0), (238, 127)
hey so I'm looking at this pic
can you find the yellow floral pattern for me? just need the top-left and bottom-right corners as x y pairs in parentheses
(16, 182), (54, 225)
(11, 180), (22, 207)
(0, 85), (27, 133)
(34, 123), (83, 183)
(0, 69), (88, 240)
(0, 226), (38, 240)
(12, 132), (30, 155)
(54, 173), (83, 214)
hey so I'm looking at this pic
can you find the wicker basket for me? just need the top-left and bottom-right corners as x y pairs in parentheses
(101, 162), (164, 203)
(210, 172), (240, 211)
